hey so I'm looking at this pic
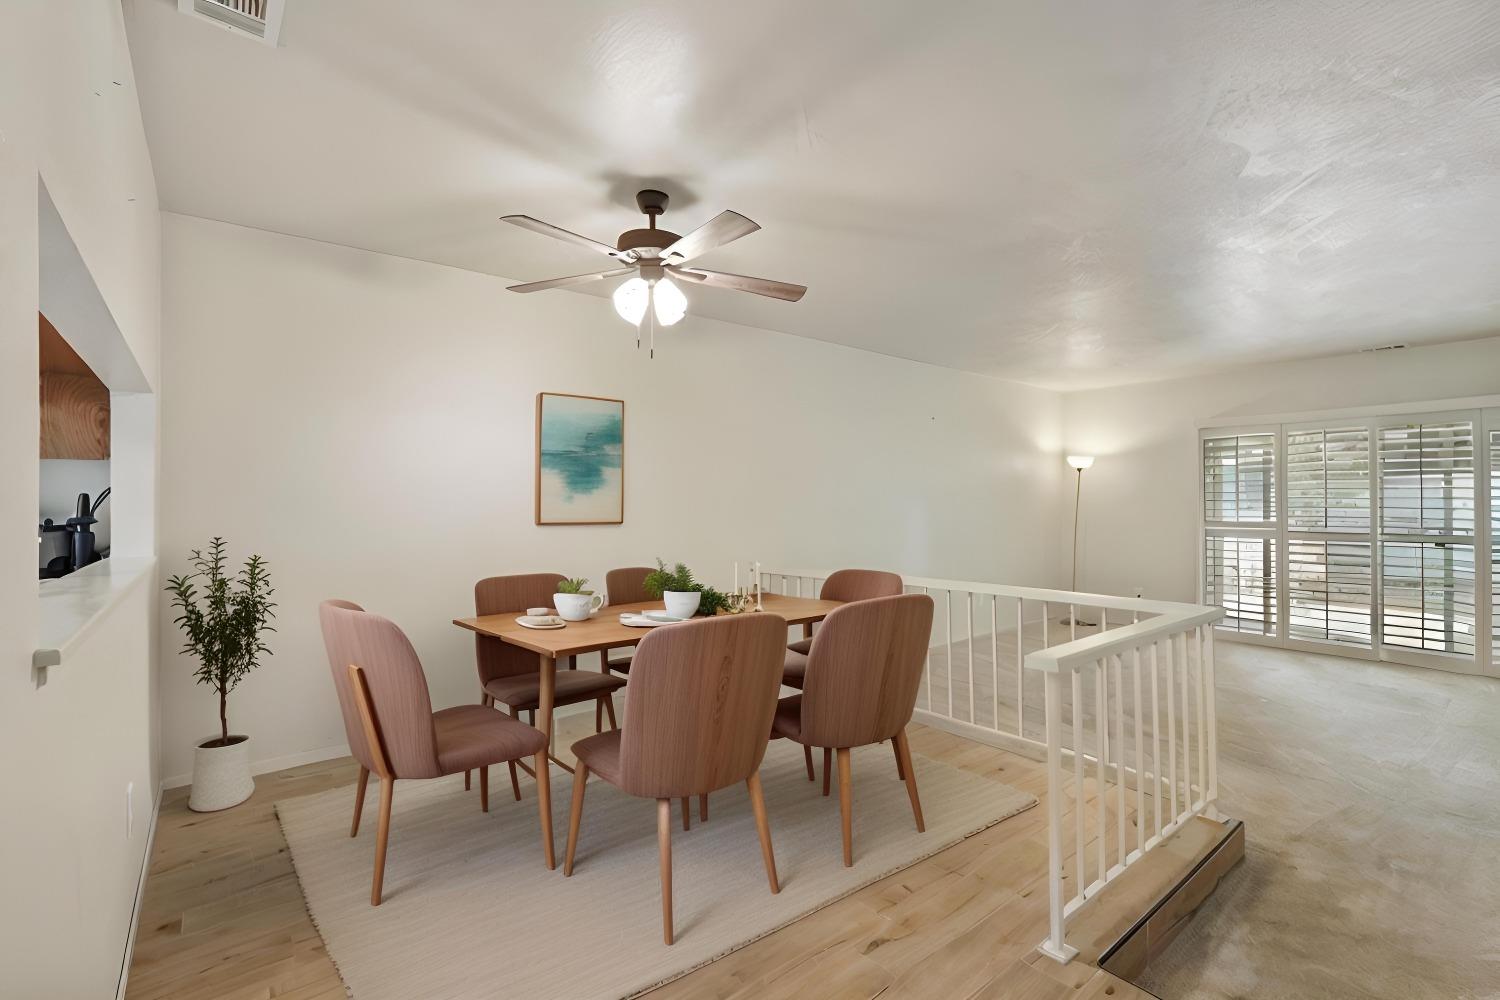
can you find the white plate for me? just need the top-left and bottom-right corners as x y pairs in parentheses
(515, 615), (566, 630)
(619, 614), (685, 628)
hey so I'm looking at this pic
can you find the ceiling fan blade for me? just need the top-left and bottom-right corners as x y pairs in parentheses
(501, 215), (629, 260)
(661, 210), (760, 264)
(672, 267), (807, 302)
(506, 267), (633, 293)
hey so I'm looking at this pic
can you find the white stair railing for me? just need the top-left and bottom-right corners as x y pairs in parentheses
(760, 570), (1223, 964)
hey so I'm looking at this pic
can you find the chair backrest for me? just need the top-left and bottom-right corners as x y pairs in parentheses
(474, 573), (565, 683)
(605, 566), (654, 607)
(820, 568), (904, 603)
(799, 594), (935, 749)
(617, 614), (787, 799)
(319, 600), (442, 779)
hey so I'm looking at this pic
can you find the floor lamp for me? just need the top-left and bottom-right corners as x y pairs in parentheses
(1061, 455), (1095, 627)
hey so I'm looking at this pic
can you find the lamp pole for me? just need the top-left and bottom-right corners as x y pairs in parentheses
(1062, 455), (1095, 628)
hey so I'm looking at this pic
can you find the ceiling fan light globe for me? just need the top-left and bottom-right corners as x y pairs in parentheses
(652, 276), (687, 326)
(613, 276), (649, 325)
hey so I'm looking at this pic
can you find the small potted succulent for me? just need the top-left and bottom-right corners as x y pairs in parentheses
(553, 576), (603, 621)
(643, 559), (729, 619)
(166, 537), (276, 812)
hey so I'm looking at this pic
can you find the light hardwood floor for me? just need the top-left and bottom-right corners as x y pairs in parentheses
(125, 713), (1158, 1000)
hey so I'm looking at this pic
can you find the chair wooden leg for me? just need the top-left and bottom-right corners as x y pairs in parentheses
(535, 751), (555, 869)
(657, 799), (674, 945)
(603, 695), (618, 730)
(480, 766), (489, 812)
(509, 760), (521, 801)
(893, 739), (906, 781)
(746, 771), (780, 894)
(350, 766), (369, 837)
(822, 748), (832, 797)
(837, 748), (853, 867)
(371, 777), (394, 906)
(681, 796), (691, 831)
(564, 763), (589, 875)
(595, 699), (603, 733)
(698, 793), (708, 822)
(803, 744), (815, 782)
(464, 771), (471, 791)
(894, 728), (925, 832)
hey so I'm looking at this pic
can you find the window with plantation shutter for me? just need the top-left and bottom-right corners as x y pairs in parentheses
(1203, 433), (1276, 524)
(1378, 420), (1477, 656)
(1205, 535), (1277, 634)
(1491, 429), (1499, 658)
(1285, 427), (1373, 647)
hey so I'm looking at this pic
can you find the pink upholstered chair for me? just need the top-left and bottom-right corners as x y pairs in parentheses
(782, 569), (903, 690)
(563, 614), (787, 945)
(770, 593), (934, 866)
(318, 600), (554, 905)
(472, 574), (626, 794)
(600, 565), (655, 680)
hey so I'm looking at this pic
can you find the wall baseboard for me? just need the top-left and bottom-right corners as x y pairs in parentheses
(115, 784), (162, 1000)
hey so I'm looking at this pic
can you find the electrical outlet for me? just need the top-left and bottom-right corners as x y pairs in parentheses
(126, 781), (134, 838)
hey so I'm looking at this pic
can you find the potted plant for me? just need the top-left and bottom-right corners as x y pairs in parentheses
(553, 576), (603, 621)
(642, 559), (730, 619)
(166, 537), (276, 812)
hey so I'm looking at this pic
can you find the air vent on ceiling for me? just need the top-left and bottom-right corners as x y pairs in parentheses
(1359, 344), (1407, 353)
(178, 0), (285, 46)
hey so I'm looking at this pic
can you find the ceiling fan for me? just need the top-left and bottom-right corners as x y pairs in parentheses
(501, 189), (806, 355)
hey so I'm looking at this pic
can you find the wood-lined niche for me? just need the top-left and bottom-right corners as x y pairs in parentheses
(40, 313), (110, 459)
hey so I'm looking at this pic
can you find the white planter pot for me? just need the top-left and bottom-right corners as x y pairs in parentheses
(663, 590), (701, 620)
(554, 592), (604, 622)
(188, 735), (255, 812)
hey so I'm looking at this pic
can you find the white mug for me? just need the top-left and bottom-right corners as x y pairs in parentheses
(553, 592), (604, 622)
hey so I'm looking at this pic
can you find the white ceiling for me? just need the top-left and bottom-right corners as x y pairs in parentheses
(124, 0), (1500, 389)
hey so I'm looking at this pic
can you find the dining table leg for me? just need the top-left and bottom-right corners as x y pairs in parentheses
(538, 652), (557, 766)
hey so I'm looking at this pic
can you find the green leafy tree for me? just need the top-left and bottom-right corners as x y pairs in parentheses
(166, 538), (276, 747)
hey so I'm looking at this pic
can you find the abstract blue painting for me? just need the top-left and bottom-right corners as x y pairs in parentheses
(535, 393), (624, 524)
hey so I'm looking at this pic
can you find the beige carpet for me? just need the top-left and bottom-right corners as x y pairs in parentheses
(277, 738), (1035, 1000)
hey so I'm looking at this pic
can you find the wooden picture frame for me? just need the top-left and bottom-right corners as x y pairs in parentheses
(535, 392), (625, 525)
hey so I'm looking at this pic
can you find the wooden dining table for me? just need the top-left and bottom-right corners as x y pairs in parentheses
(452, 593), (843, 771)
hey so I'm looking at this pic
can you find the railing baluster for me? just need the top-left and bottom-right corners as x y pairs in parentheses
(1095, 659), (1108, 888)
(967, 592), (976, 724)
(1151, 640), (1162, 838)
(1113, 654), (1126, 871)
(1015, 597), (1025, 738)
(1042, 603), (1049, 648)
(1195, 627), (1207, 810)
(1132, 646), (1145, 856)
(991, 595), (1000, 732)
(1205, 627), (1218, 807)
(1178, 631), (1190, 812)
(1165, 633), (1177, 819)
(923, 586), (932, 712)
(1072, 665), (1085, 892)
(946, 591), (954, 720)
(1070, 604), (1077, 641)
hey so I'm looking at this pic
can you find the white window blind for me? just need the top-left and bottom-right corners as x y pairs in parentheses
(1284, 427), (1374, 647)
(1491, 429), (1499, 658)
(1204, 433), (1276, 523)
(1205, 535), (1276, 635)
(1379, 421), (1477, 655)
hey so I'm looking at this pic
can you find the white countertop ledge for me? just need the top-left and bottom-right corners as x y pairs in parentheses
(35, 556), (156, 671)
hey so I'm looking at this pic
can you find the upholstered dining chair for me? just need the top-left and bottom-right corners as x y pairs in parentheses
(600, 565), (655, 680)
(770, 593), (934, 867)
(472, 574), (626, 794)
(781, 569), (903, 690)
(318, 600), (554, 906)
(563, 614), (788, 945)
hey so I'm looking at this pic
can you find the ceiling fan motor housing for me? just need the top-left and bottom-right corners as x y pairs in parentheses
(619, 189), (677, 255)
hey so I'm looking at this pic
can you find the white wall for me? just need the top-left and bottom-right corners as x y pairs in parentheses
(0, 2), (161, 997)
(1060, 336), (1500, 603)
(157, 213), (1067, 782)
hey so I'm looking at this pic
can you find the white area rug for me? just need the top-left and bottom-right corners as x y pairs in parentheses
(278, 739), (1035, 1000)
